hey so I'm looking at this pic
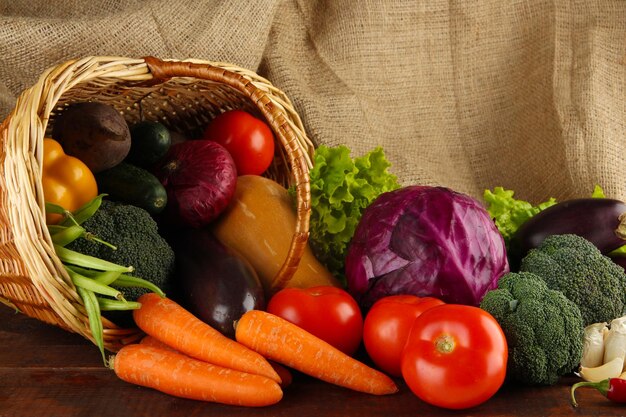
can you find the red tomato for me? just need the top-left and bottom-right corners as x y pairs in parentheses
(202, 110), (275, 175)
(401, 304), (508, 410)
(267, 286), (363, 355)
(363, 295), (444, 377)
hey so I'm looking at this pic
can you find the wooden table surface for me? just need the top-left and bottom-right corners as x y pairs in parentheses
(1, 305), (624, 417)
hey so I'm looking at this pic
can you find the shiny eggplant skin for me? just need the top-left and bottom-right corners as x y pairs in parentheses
(172, 227), (265, 338)
(508, 198), (626, 270)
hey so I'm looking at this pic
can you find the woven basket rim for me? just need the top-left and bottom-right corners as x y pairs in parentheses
(0, 55), (315, 351)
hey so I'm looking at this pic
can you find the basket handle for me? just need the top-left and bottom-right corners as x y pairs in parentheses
(143, 56), (312, 293)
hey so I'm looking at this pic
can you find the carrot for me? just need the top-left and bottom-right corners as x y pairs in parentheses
(141, 335), (294, 389)
(140, 334), (175, 351)
(235, 310), (399, 395)
(133, 293), (280, 383)
(269, 360), (293, 389)
(110, 344), (282, 407)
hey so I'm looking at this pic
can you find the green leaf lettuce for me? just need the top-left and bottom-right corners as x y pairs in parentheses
(483, 187), (556, 248)
(484, 184), (606, 248)
(306, 145), (400, 284)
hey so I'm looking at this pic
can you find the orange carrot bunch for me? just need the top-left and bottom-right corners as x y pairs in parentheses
(109, 293), (398, 407)
(109, 293), (283, 407)
(131, 293), (280, 382)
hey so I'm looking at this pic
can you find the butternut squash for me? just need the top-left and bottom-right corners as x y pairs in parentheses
(212, 175), (340, 296)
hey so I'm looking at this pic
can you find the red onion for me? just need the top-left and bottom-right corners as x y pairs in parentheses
(156, 140), (237, 228)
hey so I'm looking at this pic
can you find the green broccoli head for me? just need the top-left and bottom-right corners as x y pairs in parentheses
(480, 271), (584, 386)
(67, 199), (175, 301)
(520, 234), (626, 326)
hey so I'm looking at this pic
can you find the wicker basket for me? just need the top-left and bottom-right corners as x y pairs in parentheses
(0, 56), (315, 351)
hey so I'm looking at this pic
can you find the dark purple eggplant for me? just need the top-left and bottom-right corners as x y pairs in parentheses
(172, 227), (265, 338)
(508, 198), (626, 270)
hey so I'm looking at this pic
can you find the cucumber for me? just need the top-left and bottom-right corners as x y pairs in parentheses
(96, 162), (167, 214)
(127, 121), (171, 167)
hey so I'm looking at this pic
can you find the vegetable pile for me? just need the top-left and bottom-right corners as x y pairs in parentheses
(482, 186), (626, 406)
(39, 100), (626, 410)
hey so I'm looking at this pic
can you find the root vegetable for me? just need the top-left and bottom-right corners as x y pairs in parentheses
(110, 344), (282, 406)
(133, 293), (280, 383)
(52, 102), (131, 173)
(140, 335), (293, 390)
(235, 309), (398, 395)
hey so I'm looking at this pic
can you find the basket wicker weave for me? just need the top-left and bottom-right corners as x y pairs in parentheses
(0, 56), (315, 351)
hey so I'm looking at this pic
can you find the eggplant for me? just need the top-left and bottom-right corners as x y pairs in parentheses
(508, 198), (626, 270)
(172, 227), (265, 338)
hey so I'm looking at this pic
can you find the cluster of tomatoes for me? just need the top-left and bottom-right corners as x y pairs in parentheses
(267, 286), (508, 410)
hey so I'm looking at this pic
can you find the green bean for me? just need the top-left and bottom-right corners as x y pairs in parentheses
(66, 265), (166, 298)
(65, 194), (106, 226)
(50, 224), (85, 247)
(66, 265), (120, 285)
(93, 270), (123, 286)
(45, 201), (79, 226)
(54, 244), (133, 273)
(45, 201), (70, 215)
(64, 265), (98, 277)
(47, 224), (66, 234)
(48, 223), (117, 251)
(65, 267), (125, 300)
(83, 232), (117, 250)
(97, 297), (141, 311)
(77, 287), (106, 365)
(112, 275), (166, 298)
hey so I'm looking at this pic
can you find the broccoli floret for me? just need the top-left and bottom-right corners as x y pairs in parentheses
(480, 272), (584, 385)
(520, 234), (626, 326)
(67, 199), (175, 301)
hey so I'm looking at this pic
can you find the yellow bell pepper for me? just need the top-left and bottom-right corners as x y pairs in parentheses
(43, 138), (98, 224)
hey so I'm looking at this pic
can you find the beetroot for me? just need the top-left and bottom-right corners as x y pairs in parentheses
(155, 140), (237, 228)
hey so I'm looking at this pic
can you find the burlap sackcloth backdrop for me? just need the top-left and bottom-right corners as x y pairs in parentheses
(1, 0), (625, 203)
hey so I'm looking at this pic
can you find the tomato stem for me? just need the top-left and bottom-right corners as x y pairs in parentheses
(435, 334), (455, 354)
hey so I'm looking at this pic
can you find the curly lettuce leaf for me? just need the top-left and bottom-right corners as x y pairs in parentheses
(307, 145), (400, 284)
(483, 187), (556, 247)
(591, 184), (606, 198)
(484, 184), (607, 248)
